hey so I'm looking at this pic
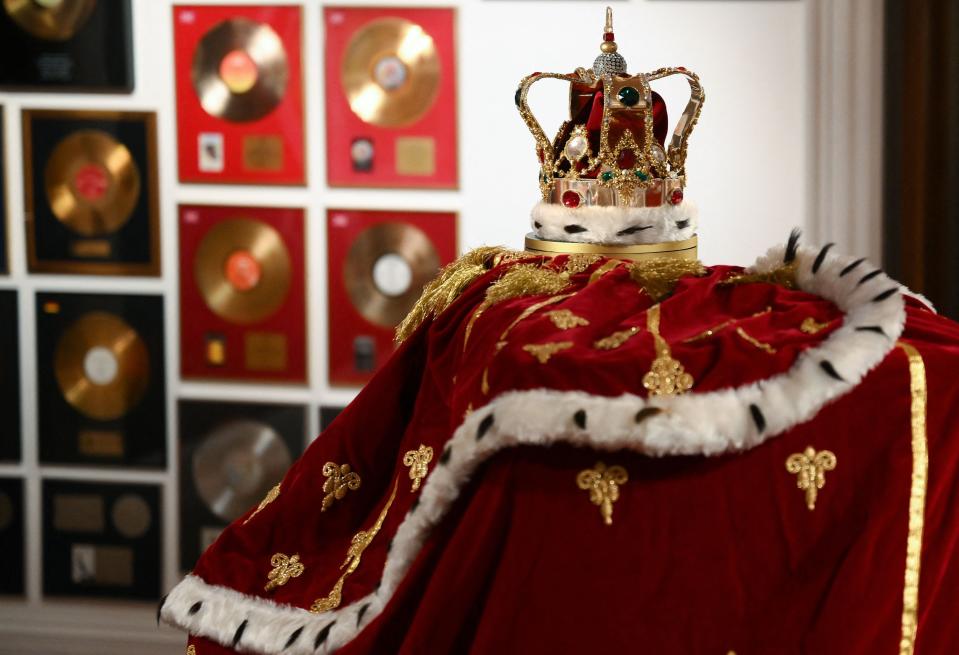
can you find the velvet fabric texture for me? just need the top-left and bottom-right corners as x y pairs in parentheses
(174, 251), (959, 654)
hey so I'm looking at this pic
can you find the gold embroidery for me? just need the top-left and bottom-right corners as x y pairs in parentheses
(587, 259), (623, 284)
(683, 307), (772, 343)
(243, 483), (280, 524)
(563, 253), (602, 275)
(545, 309), (590, 329)
(523, 341), (574, 363)
(800, 317), (830, 334)
(735, 327), (777, 354)
(627, 258), (707, 301)
(310, 481), (399, 613)
(186, 647), (196, 655)
(785, 447), (837, 510)
(321, 462), (361, 511)
(403, 445), (434, 492)
(463, 265), (571, 350)
(576, 462), (628, 525)
(593, 326), (640, 350)
(722, 263), (798, 289)
(897, 342), (928, 655)
(481, 367), (490, 394)
(264, 553), (304, 592)
(396, 246), (516, 343)
(642, 304), (693, 396)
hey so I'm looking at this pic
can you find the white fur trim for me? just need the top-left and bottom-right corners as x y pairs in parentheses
(161, 241), (907, 654)
(530, 200), (698, 244)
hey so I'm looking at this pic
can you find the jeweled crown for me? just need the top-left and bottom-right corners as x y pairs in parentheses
(515, 8), (704, 211)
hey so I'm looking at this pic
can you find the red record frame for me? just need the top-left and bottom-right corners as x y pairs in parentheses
(173, 5), (304, 185)
(324, 6), (458, 189)
(179, 204), (306, 383)
(327, 208), (457, 386)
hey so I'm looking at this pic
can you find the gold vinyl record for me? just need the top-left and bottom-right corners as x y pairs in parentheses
(54, 311), (150, 421)
(194, 218), (292, 325)
(192, 419), (292, 522)
(191, 17), (289, 123)
(3, 0), (96, 41)
(44, 129), (141, 237)
(341, 17), (440, 128)
(344, 222), (440, 328)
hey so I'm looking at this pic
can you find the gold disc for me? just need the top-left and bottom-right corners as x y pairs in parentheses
(194, 217), (292, 325)
(191, 17), (289, 123)
(341, 17), (440, 127)
(54, 311), (150, 422)
(192, 419), (292, 522)
(3, 0), (96, 41)
(44, 129), (141, 237)
(344, 222), (440, 328)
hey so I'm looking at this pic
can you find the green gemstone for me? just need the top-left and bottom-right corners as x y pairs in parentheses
(635, 170), (649, 181)
(618, 86), (640, 107)
(601, 171), (614, 181)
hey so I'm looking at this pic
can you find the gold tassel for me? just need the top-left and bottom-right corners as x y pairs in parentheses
(627, 258), (707, 301)
(395, 247), (519, 343)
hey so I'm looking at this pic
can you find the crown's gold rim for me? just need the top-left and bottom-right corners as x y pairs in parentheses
(525, 234), (698, 262)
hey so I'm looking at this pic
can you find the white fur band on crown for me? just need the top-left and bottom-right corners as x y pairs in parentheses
(161, 239), (910, 655)
(530, 199), (698, 245)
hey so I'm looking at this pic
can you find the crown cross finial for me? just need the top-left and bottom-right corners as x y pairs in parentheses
(605, 6), (613, 34)
(594, 7), (625, 77)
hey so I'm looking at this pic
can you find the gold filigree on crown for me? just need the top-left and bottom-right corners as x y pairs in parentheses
(515, 7), (705, 211)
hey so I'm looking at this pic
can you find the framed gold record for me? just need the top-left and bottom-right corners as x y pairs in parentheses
(23, 109), (160, 276)
(3, 0), (97, 41)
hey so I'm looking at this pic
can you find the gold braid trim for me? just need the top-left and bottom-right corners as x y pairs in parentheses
(627, 258), (707, 301)
(395, 247), (524, 343)
(721, 263), (798, 289)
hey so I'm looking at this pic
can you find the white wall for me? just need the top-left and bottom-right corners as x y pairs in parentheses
(0, 0), (808, 652)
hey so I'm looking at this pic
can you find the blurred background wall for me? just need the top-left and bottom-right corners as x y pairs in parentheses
(0, 0), (905, 652)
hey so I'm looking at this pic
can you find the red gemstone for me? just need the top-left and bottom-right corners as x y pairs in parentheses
(537, 146), (544, 163)
(669, 189), (684, 205)
(604, 32), (615, 42)
(617, 149), (636, 169)
(562, 190), (581, 208)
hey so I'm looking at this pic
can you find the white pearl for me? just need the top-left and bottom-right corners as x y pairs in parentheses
(565, 135), (588, 161)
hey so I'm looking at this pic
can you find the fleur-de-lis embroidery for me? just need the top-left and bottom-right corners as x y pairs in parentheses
(403, 445), (434, 492)
(243, 483), (281, 524)
(321, 462), (361, 511)
(545, 309), (590, 330)
(264, 552), (304, 592)
(800, 317), (830, 334)
(523, 341), (574, 363)
(186, 646), (196, 655)
(785, 446), (837, 510)
(576, 462), (628, 525)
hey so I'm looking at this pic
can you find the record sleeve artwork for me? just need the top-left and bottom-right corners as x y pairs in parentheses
(178, 400), (304, 570)
(327, 209), (456, 385)
(35, 292), (166, 468)
(0, 0), (133, 91)
(23, 109), (160, 275)
(0, 291), (20, 462)
(179, 205), (306, 382)
(324, 6), (457, 188)
(0, 477), (24, 595)
(42, 479), (161, 599)
(173, 5), (305, 184)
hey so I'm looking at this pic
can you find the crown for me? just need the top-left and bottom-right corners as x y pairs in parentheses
(517, 8), (705, 249)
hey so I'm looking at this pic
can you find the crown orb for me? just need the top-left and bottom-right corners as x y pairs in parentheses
(593, 52), (627, 78)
